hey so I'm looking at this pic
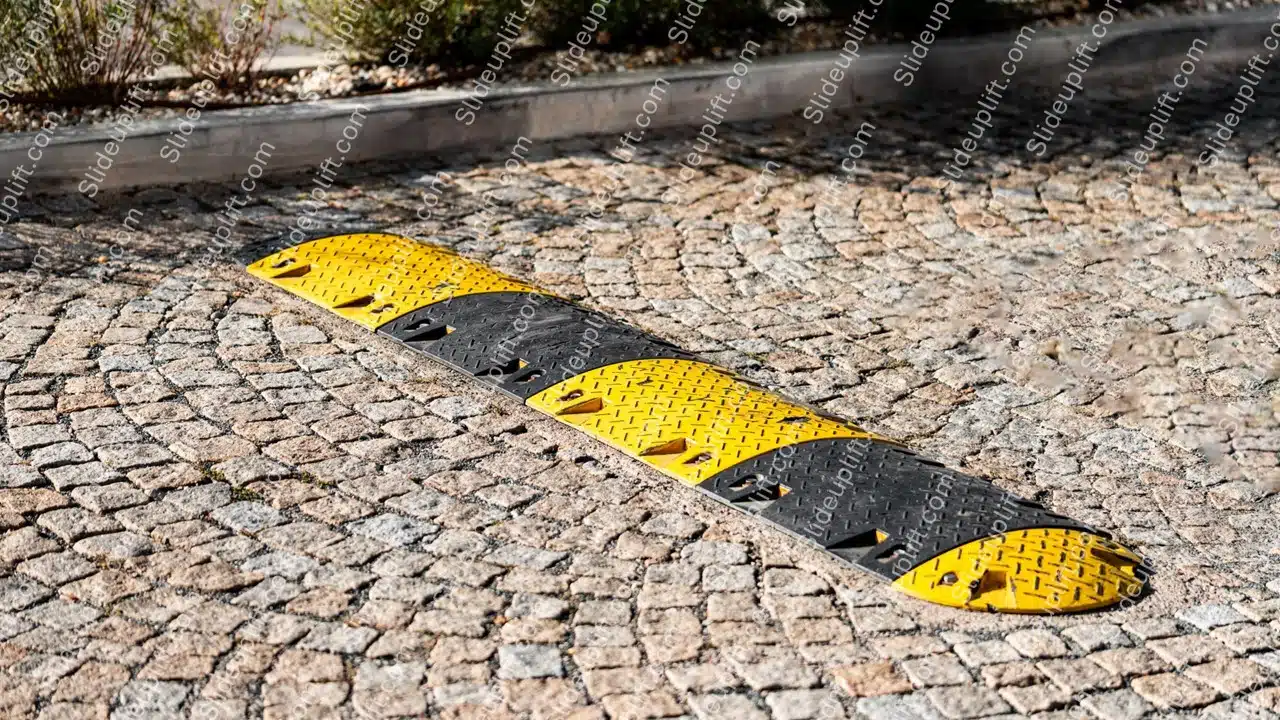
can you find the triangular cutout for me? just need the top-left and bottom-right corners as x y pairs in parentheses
(405, 324), (453, 343)
(334, 294), (375, 309)
(557, 397), (603, 415)
(640, 438), (687, 456)
(272, 264), (311, 278)
(828, 529), (885, 551)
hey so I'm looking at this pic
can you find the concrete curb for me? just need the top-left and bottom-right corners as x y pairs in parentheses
(5, 7), (1275, 194)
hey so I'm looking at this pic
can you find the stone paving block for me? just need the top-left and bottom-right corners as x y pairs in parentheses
(44, 462), (122, 490)
(498, 644), (564, 680)
(901, 654), (972, 688)
(831, 661), (913, 698)
(297, 622), (380, 654)
(953, 641), (1022, 667)
(1147, 634), (1236, 667)
(1079, 689), (1154, 720)
(856, 692), (947, 720)
(58, 570), (149, 607)
(212, 455), (290, 486)
(347, 513), (437, 546)
(113, 680), (191, 716)
(240, 552), (320, 580)
(116, 501), (198, 533)
(1088, 647), (1173, 677)
(211, 501), (284, 533)
(1178, 604), (1253, 631)
(0, 577), (53, 612)
(71, 531), (153, 561)
(1131, 672), (1222, 710)
(0, 464), (42, 488)
(688, 693), (768, 720)
(31, 442), (93, 468)
(95, 442), (173, 469)
(0, 526), (59, 564)
(8, 425), (72, 451)
(999, 682), (1072, 715)
(16, 552), (97, 587)
(1007, 630), (1070, 659)
(1061, 623), (1130, 652)
(69, 483), (148, 513)
(1184, 658), (1273, 696)
(926, 685), (1012, 718)
(680, 541), (749, 567)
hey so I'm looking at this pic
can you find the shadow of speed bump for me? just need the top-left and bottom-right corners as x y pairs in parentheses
(892, 529), (1145, 613)
(246, 233), (1148, 614)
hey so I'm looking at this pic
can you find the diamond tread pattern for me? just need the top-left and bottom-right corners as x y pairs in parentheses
(699, 438), (1092, 580)
(376, 291), (698, 400)
(245, 233), (539, 329)
(527, 359), (886, 487)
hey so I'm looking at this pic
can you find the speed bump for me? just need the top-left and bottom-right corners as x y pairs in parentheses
(247, 233), (1147, 614)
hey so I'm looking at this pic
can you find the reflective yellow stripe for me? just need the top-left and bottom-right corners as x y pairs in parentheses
(246, 233), (540, 329)
(527, 358), (887, 486)
(891, 529), (1144, 613)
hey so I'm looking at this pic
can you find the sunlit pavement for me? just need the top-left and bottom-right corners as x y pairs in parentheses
(0, 67), (1278, 719)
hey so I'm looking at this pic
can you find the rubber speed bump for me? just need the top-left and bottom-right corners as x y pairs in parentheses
(247, 233), (1147, 614)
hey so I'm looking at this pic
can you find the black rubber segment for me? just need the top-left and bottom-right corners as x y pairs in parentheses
(376, 291), (698, 399)
(699, 439), (1094, 580)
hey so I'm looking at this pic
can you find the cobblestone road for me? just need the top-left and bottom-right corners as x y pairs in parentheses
(0, 66), (1278, 720)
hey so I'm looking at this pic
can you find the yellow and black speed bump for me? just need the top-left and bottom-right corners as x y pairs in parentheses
(246, 233), (1148, 614)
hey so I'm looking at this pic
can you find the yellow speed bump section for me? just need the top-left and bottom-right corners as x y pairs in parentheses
(527, 358), (889, 486)
(246, 233), (540, 329)
(892, 529), (1145, 613)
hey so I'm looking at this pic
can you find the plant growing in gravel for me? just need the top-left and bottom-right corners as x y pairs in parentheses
(815, 0), (1014, 36)
(0, 0), (165, 102)
(160, 0), (286, 89)
(450, 0), (541, 63)
(289, 0), (466, 64)
(535, 0), (772, 51)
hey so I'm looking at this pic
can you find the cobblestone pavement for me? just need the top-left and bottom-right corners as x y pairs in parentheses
(0, 66), (1278, 720)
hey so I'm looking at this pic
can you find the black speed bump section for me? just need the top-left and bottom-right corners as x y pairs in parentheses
(377, 291), (698, 400)
(247, 233), (1147, 614)
(700, 439), (1144, 612)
